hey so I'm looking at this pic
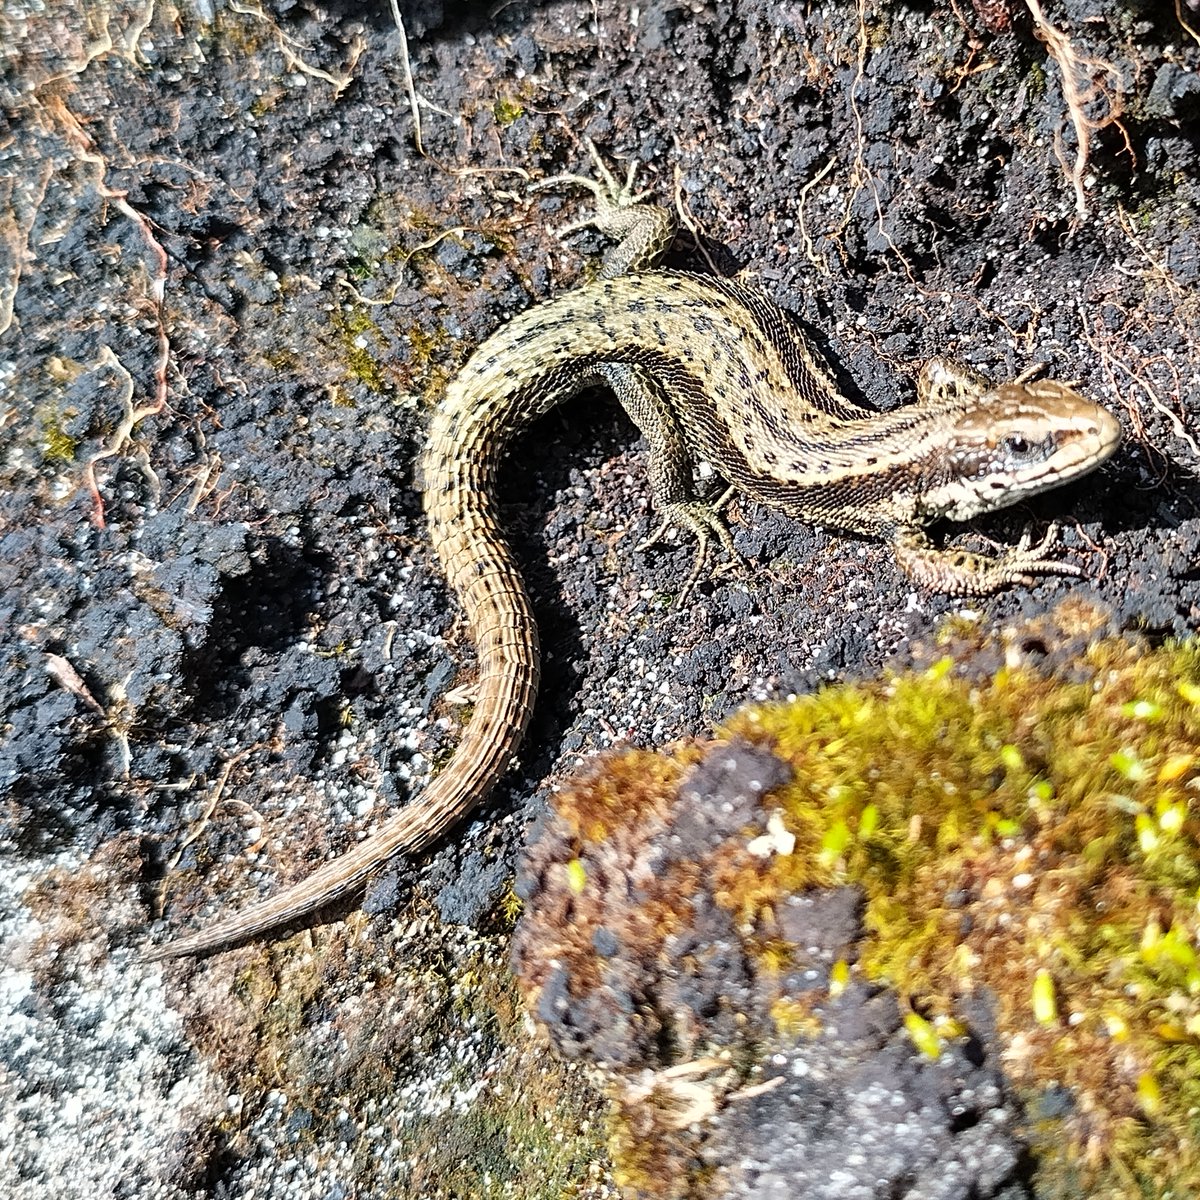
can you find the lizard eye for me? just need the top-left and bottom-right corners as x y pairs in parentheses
(1001, 433), (1052, 463)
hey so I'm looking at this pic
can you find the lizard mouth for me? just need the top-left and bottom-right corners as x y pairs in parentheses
(1024, 400), (1122, 487)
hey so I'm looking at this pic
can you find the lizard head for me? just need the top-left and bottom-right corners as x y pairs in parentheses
(921, 379), (1122, 522)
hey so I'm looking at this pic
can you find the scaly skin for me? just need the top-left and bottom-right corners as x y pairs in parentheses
(147, 151), (1120, 959)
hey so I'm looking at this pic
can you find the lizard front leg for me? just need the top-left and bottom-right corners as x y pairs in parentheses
(915, 357), (992, 407)
(893, 525), (1082, 596)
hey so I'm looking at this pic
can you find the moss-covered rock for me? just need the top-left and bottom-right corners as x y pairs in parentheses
(514, 602), (1200, 1198)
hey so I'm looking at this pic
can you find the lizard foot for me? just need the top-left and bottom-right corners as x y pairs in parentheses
(532, 138), (648, 218)
(894, 523), (1083, 596)
(638, 488), (741, 605)
(530, 138), (676, 274)
(532, 137), (649, 224)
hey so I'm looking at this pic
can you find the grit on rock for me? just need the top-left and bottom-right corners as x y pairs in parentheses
(1, 2), (1198, 1198)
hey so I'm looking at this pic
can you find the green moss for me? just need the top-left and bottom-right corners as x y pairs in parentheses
(493, 95), (524, 127)
(512, 603), (1200, 1193)
(407, 324), (446, 370)
(265, 346), (303, 373)
(397, 321), (458, 403)
(717, 628), (1200, 1193)
(332, 303), (391, 394)
(864, 14), (890, 52)
(1026, 57), (1048, 102)
(398, 942), (610, 1199)
(495, 880), (524, 931)
(41, 410), (78, 462)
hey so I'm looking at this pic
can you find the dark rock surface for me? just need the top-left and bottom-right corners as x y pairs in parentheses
(1, 0), (1197, 1196)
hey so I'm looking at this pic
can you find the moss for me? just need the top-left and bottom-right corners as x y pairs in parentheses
(768, 994), (823, 1041)
(400, 321), (457, 402)
(38, 362), (84, 462)
(719, 629), (1200, 1193)
(265, 346), (304, 374)
(370, 940), (608, 1199)
(554, 746), (695, 843)
(246, 86), (285, 119)
(494, 880), (525, 932)
(213, 8), (271, 58)
(332, 303), (391, 394)
(864, 13), (890, 52)
(407, 323), (446, 371)
(41, 409), (78, 462)
(1026, 57), (1048, 102)
(493, 95), (524, 127)
(519, 605), (1200, 1195)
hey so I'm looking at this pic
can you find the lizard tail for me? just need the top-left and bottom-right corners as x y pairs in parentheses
(145, 404), (541, 960)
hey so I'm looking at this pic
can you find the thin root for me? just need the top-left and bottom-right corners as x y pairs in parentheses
(1024, 0), (1131, 218)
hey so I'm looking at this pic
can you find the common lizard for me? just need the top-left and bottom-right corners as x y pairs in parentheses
(148, 147), (1121, 959)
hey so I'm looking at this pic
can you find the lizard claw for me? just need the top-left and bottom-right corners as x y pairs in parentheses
(637, 489), (741, 605)
(894, 522), (1083, 595)
(530, 137), (648, 214)
(1003, 522), (1083, 582)
(530, 138), (676, 273)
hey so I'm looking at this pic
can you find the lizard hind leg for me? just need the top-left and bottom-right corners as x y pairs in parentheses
(598, 362), (742, 603)
(532, 137), (648, 218)
(530, 138), (677, 276)
(637, 489), (741, 606)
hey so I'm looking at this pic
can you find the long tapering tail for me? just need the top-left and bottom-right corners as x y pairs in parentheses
(145, 388), (541, 959)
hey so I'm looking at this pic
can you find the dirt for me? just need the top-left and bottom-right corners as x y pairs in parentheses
(1, 1), (1198, 1197)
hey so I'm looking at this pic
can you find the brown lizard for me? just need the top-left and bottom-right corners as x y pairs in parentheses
(147, 146), (1121, 959)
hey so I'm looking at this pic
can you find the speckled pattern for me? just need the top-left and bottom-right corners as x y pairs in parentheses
(2, 0), (1198, 1195)
(157, 193), (1118, 957)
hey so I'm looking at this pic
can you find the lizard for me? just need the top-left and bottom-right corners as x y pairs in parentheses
(146, 145), (1121, 959)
